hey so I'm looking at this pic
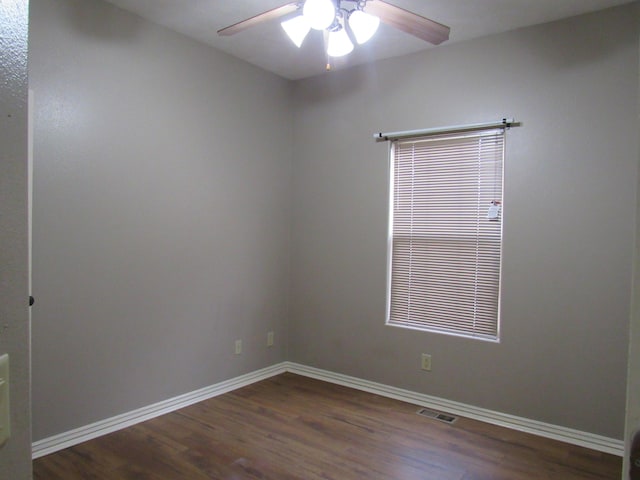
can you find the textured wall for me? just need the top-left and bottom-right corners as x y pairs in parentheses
(290, 5), (638, 439)
(624, 30), (640, 477)
(28, 0), (640, 451)
(0, 0), (31, 478)
(29, 0), (292, 440)
(625, 164), (640, 475)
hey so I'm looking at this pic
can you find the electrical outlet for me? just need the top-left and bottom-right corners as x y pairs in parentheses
(0, 354), (10, 448)
(267, 331), (274, 347)
(235, 340), (242, 355)
(421, 353), (432, 371)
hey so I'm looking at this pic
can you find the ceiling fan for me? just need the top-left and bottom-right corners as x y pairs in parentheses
(217, 0), (450, 69)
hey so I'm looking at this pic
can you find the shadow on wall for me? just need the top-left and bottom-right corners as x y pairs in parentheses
(60, 0), (143, 42)
(505, 5), (639, 69)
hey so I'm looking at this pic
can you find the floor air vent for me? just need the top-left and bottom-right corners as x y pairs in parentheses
(416, 408), (458, 424)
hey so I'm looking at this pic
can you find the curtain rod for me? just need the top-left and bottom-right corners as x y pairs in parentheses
(373, 118), (519, 142)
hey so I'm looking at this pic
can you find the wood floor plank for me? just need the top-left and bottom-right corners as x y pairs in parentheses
(33, 373), (622, 479)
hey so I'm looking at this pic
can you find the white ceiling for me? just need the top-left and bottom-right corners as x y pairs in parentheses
(102, 0), (634, 80)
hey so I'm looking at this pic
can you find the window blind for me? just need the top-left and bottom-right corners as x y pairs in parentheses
(387, 129), (504, 341)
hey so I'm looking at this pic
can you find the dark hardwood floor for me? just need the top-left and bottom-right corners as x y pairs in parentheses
(33, 373), (622, 479)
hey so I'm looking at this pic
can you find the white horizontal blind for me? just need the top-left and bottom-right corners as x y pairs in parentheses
(387, 129), (504, 340)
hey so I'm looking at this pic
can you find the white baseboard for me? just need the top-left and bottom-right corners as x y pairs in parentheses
(32, 361), (624, 459)
(31, 363), (288, 459)
(284, 361), (624, 456)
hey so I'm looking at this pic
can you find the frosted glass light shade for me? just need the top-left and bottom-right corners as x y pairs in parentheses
(327, 27), (354, 57)
(348, 10), (380, 44)
(303, 0), (335, 30)
(281, 15), (311, 47)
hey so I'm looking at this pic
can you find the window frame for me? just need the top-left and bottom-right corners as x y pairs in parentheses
(385, 128), (505, 342)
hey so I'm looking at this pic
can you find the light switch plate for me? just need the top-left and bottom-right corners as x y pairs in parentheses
(0, 354), (10, 447)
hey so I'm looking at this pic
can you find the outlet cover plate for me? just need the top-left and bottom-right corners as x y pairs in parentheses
(421, 353), (432, 371)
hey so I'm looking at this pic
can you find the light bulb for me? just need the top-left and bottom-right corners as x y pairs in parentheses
(303, 0), (335, 31)
(327, 26), (354, 57)
(281, 15), (311, 48)
(348, 10), (380, 45)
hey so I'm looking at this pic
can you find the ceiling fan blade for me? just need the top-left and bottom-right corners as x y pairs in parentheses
(217, 2), (300, 37)
(363, 0), (450, 45)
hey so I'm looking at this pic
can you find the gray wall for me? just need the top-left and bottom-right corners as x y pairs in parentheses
(29, 0), (639, 449)
(0, 0), (32, 478)
(29, 0), (292, 441)
(290, 4), (638, 439)
(625, 157), (640, 475)
(624, 30), (640, 477)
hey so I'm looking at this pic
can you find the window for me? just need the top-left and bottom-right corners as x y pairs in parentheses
(386, 127), (505, 341)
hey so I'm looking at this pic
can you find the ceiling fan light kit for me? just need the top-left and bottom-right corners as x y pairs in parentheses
(218, 0), (450, 68)
(348, 9), (380, 44)
(327, 22), (354, 57)
(281, 15), (311, 47)
(303, 0), (337, 30)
